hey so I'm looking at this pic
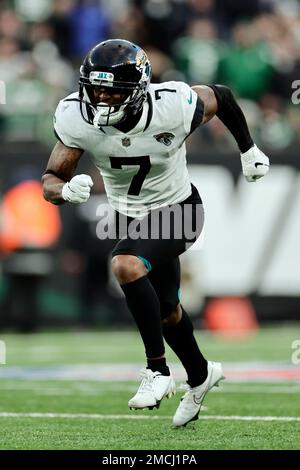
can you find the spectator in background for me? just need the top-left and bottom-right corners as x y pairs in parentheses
(133, 0), (189, 54)
(172, 18), (227, 84)
(113, 3), (147, 46)
(68, 0), (111, 60)
(0, 36), (48, 141)
(0, 35), (72, 142)
(188, 0), (228, 38)
(217, 20), (275, 100)
(259, 94), (295, 149)
(1, 2), (300, 151)
(215, 0), (272, 30)
(145, 45), (176, 82)
(0, 36), (30, 83)
(254, 12), (300, 100)
(0, 8), (74, 143)
(0, 8), (27, 47)
(47, 0), (74, 58)
(29, 22), (74, 95)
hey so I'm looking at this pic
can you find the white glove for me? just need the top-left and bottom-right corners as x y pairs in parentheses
(240, 144), (270, 182)
(62, 174), (93, 203)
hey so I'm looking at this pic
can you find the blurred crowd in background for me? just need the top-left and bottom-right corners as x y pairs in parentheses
(0, 0), (300, 331)
(0, 0), (300, 150)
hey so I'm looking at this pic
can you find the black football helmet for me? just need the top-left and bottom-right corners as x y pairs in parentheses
(79, 39), (151, 127)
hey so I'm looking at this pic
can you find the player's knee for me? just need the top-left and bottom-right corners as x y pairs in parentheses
(162, 303), (182, 327)
(111, 255), (148, 284)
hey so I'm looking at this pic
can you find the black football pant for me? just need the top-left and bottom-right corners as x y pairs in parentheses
(111, 184), (204, 318)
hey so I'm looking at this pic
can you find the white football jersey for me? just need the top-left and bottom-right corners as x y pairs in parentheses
(54, 81), (203, 218)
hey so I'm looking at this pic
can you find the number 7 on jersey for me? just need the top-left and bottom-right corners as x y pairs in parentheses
(109, 156), (151, 196)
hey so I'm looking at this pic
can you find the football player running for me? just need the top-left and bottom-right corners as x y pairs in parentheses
(42, 39), (269, 428)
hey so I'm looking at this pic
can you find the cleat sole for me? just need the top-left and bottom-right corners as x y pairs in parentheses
(129, 402), (161, 411)
(173, 411), (199, 429)
(148, 401), (161, 410)
(129, 389), (175, 411)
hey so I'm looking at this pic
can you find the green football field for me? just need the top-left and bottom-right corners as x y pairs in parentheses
(0, 326), (300, 450)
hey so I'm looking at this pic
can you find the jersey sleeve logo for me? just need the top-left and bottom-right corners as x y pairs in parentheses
(153, 132), (175, 146)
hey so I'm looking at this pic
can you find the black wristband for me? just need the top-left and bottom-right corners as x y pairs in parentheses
(208, 84), (254, 153)
(42, 169), (67, 182)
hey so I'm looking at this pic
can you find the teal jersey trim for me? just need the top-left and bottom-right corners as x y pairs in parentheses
(137, 256), (152, 272)
(178, 288), (181, 301)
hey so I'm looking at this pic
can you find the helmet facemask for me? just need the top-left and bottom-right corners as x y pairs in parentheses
(78, 50), (151, 127)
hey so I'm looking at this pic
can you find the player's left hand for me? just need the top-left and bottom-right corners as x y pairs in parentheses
(240, 144), (270, 182)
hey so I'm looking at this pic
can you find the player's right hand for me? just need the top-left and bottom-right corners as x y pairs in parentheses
(61, 174), (93, 203)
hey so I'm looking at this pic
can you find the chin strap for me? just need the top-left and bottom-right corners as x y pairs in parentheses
(93, 105), (124, 128)
(93, 95), (131, 128)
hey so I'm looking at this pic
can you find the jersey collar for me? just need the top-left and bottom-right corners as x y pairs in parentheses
(112, 92), (153, 134)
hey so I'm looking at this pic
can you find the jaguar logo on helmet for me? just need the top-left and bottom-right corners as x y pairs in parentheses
(136, 49), (147, 69)
(136, 49), (151, 82)
(154, 132), (175, 146)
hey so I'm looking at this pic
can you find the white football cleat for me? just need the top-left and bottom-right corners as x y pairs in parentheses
(172, 361), (225, 428)
(128, 368), (176, 410)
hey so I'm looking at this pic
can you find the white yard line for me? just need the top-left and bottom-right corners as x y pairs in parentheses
(1, 383), (300, 395)
(0, 412), (299, 422)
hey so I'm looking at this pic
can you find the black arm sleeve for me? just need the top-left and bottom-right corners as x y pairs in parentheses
(208, 84), (254, 153)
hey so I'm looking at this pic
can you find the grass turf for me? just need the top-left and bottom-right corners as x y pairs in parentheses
(1, 324), (299, 365)
(0, 326), (299, 450)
